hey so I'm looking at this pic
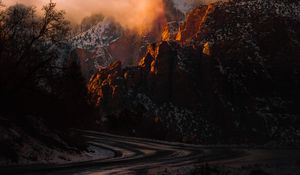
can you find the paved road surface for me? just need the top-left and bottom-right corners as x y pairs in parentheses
(1, 130), (300, 175)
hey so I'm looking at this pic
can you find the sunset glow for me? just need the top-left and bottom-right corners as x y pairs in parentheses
(3, 0), (165, 33)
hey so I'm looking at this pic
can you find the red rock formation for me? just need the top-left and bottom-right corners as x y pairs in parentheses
(87, 0), (300, 143)
(176, 4), (215, 44)
(87, 61), (125, 109)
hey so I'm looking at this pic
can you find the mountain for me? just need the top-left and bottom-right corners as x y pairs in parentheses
(69, 0), (188, 80)
(87, 0), (300, 144)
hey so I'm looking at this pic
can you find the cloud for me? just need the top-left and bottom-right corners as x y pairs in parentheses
(3, 0), (165, 33)
(2, 0), (224, 33)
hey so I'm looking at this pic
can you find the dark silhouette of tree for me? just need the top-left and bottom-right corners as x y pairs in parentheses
(0, 2), (70, 94)
(0, 2), (73, 120)
(0, 2), (95, 128)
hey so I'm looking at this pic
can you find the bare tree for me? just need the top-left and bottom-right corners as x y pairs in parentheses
(0, 2), (71, 93)
(0, 0), (5, 54)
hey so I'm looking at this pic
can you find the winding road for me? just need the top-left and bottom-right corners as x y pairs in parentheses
(2, 130), (300, 175)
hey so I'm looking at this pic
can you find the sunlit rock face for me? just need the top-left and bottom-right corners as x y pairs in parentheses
(87, 61), (126, 109)
(87, 0), (300, 144)
(87, 40), (202, 110)
(176, 4), (215, 44)
(69, 0), (188, 80)
(69, 18), (149, 80)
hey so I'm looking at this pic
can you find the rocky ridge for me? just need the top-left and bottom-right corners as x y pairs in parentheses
(69, 0), (188, 80)
(87, 0), (300, 144)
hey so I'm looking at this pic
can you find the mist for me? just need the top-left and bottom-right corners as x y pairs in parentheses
(3, 0), (164, 33)
(2, 0), (221, 33)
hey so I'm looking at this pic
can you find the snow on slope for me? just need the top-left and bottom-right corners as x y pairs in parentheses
(72, 18), (122, 50)
(69, 1), (195, 71)
(69, 0), (220, 78)
(0, 116), (114, 166)
(70, 18), (123, 77)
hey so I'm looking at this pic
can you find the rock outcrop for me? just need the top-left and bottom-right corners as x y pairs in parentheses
(70, 0), (187, 80)
(87, 0), (300, 144)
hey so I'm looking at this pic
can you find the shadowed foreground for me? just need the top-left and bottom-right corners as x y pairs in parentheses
(1, 130), (300, 175)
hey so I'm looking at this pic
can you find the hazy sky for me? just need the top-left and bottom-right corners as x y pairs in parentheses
(2, 0), (220, 33)
(3, 0), (117, 22)
(3, 0), (166, 33)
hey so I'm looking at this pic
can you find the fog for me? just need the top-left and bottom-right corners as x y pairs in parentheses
(2, 0), (221, 33)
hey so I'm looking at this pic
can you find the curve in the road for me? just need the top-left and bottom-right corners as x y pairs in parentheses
(0, 130), (245, 175)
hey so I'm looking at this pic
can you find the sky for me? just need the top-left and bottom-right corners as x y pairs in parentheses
(3, 0), (145, 23)
(2, 0), (220, 33)
(2, 0), (165, 33)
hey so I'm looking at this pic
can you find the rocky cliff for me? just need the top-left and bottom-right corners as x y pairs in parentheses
(69, 0), (187, 80)
(87, 0), (300, 144)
